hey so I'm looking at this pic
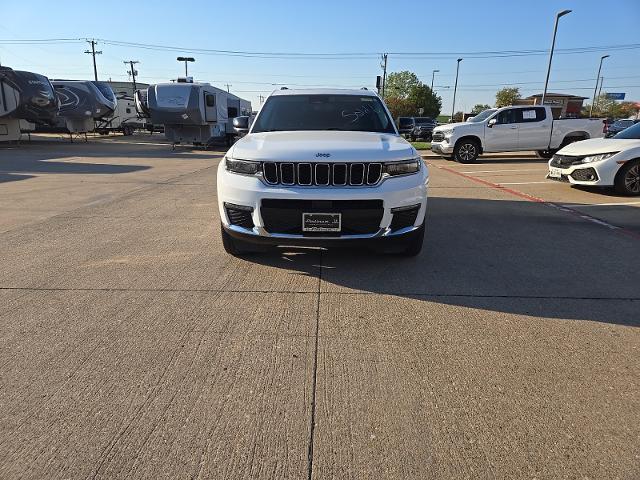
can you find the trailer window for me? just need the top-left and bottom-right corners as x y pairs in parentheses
(205, 94), (216, 107)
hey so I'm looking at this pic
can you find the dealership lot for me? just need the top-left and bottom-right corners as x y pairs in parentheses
(0, 136), (638, 479)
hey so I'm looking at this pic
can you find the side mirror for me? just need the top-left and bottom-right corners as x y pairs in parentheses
(487, 118), (497, 128)
(232, 116), (250, 135)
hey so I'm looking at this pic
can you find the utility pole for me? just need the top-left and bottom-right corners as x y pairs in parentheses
(451, 58), (462, 122)
(124, 60), (140, 92)
(225, 83), (232, 93)
(380, 53), (388, 100)
(431, 69), (439, 91)
(84, 39), (102, 81)
(542, 9), (572, 105)
(590, 55), (609, 118)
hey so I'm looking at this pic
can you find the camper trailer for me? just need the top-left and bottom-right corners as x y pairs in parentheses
(0, 66), (58, 141)
(145, 78), (251, 146)
(46, 80), (117, 134)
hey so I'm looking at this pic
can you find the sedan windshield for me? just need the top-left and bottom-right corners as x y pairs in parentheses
(252, 94), (396, 133)
(468, 109), (497, 122)
(613, 122), (640, 139)
(415, 117), (435, 124)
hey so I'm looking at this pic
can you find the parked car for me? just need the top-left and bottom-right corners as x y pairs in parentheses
(431, 106), (605, 163)
(409, 117), (436, 141)
(605, 118), (640, 138)
(396, 116), (415, 137)
(217, 89), (429, 256)
(547, 121), (640, 195)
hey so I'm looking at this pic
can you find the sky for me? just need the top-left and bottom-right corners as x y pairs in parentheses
(1, 0), (639, 115)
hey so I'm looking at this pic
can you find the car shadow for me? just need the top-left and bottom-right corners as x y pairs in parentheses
(233, 196), (639, 327)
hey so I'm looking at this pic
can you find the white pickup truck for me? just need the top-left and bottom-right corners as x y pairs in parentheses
(431, 105), (605, 163)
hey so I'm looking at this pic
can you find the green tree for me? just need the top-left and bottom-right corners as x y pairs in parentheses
(471, 104), (492, 115)
(407, 84), (442, 118)
(495, 87), (521, 108)
(385, 71), (421, 100)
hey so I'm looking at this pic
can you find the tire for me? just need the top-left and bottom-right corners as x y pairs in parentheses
(396, 222), (425, 257)
(221, 224), (264, 256)
(454, 139), (480, 163)
(614, 160), (640, 196)
(536, 149), (556, 159)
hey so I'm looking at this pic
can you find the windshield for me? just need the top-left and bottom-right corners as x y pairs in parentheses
(613, 120), (633, 128)
(468, 109), (497, 122)
(415, 117), (435, 124)
(252, 94), (395, 133)
(92, 82), (116, 102)
(613, 122), (640, 139)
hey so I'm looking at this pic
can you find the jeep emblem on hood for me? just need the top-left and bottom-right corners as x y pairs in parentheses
(316, 153), (331, 158)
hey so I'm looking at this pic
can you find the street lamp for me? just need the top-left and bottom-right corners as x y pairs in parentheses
(590, 55), (609, 117)
(451, 59), (462, 122)
(541, 9), (572, 105)
(431, 69), (439, 91)
(177, 56), (195, 76)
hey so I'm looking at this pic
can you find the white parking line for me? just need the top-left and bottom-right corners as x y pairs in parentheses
(461, 169), (545, 174)
(498, 181), (551, 185)
(561, 201), (640, 208)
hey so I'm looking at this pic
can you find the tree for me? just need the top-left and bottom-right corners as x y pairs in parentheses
(385, 71), (421, 100)
(407, 84), (442, 118)
(618, 101), (640, 119)
(495, 87), (521, 108)
(471, 104), (492, 115)
(452, 111), (464, 122)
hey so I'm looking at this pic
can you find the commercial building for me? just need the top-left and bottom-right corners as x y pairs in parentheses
(515, 93), (587, 119)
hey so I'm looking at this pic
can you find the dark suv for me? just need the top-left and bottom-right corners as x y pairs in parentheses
(396, 117), (415, 137)
(409, 117), (437, 141)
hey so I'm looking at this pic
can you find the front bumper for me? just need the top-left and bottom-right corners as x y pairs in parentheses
(217, 162), (429, 243)
(431, 141), (453, 155)
(547, 158), (621, 186)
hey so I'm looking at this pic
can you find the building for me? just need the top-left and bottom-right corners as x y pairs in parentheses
(515, 93), (587, 119)
(106, 80), (149, 98)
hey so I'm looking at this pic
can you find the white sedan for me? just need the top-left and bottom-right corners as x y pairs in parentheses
(548, 122), (640, 195)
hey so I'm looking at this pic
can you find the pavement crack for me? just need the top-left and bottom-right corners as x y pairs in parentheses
(307, 249), (322, 480)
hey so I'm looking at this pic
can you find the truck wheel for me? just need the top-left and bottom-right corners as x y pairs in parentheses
(536, 150), (556, 159)
(614, 160), (640, 196)
(454, 139), (479, 163)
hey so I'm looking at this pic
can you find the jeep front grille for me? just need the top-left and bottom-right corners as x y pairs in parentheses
(262, 162), (383, 186)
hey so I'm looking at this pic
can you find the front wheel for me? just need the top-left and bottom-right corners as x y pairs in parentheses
(454, 140), (479, 163)
(614, 161), (640, 196)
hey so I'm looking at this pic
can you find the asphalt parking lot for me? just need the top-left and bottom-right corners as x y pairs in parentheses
(1, 135), (638, 479)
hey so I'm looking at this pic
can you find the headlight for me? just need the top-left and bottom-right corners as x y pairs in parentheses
(383, 158), (421, 176)
(225, 157), (261, 175)
(581, 152), (618, 163)
(438, 129), (453, 137)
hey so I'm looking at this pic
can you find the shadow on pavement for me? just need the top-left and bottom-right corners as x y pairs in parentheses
(0, 156), (151, 180)
(235, 196), (639, 327)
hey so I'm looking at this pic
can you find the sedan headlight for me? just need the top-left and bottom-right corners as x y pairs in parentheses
(225, 157), (261, 175)
(581, 152), (618, 163)
(383, 158), (421, 176)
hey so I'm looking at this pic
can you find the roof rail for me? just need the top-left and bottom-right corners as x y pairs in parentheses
(280, 86), (288, 90)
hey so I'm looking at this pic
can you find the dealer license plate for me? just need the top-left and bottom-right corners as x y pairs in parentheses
(302, 213), (341, 232)
(548, 167), (563, 179)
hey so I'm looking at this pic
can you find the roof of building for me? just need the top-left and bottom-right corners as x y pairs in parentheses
(525, 93), (588, 100)
(270, 88), (377, 97)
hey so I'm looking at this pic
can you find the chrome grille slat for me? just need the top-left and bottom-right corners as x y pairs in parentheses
(262, 162), (382, 187)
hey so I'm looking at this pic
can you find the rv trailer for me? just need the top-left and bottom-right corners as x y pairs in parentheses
(145, 78), (251, 147)
(0, 66), (58, 141)
(45, 80), (117, 134)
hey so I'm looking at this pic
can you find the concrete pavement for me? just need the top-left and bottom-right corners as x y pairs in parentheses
(0, 136), (638, 479)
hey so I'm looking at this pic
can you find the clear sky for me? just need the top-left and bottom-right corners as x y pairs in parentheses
(1, 0), (639, 114)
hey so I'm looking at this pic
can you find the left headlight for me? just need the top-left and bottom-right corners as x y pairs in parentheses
(225, 157), (261, 175)
(383, 158), (422, 176)
(581, 152), (618, 163)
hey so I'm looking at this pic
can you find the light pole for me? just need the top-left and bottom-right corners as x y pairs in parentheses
(177, 56), (195, 77)
(451, 59), (462, 122)
(590, 55), (609, 117)
(431, 69), (439, 91)
(541, 9), (572, 106)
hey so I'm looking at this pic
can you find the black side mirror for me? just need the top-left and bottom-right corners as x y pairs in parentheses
(487, 118), (497, 128)
(232, 116), (250, 134)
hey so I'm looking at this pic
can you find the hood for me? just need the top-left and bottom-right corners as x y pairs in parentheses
(558, 137), (640, 156)
(228, 131), (416, 162)
(433, 122), (469, 131)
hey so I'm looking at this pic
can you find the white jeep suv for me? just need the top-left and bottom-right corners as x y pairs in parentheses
(217, 88), (429, 256)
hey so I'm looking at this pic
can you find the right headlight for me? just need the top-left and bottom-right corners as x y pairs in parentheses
(383, 158), (422, 176)
(225, 157), (261, 175)
(581, 152), (618, 163)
